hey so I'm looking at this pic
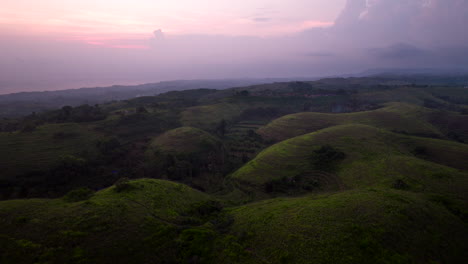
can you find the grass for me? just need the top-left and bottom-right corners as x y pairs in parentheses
(149, 127), (221, 155)
(232, 124), (468, 199)
(180, 94), (347, 131)
(181, 103), (247, 130)
(258, 102), (443, 141)
(355, 86), (446, 106)
(227, 188), (467, 264)
(2, 179), (466, 264)
(0, 122), (102, 180)
(1, 80), (468, 263)
(0, 179), (213, 264)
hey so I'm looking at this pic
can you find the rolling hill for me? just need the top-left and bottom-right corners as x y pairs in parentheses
(0, 77), (467, 263)
(233, 124), (468, 200)
(258, 102), (459, 141)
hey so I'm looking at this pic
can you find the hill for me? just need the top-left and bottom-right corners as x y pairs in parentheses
(233, 124), (468, 200)
(0, 123), (102, 185)
(145, 127), (225, 192)
(227, 188), (467, 264)
(0, 179), (215, 264)
(149, 127), (221, 155)
(0, 78), (296, 118)
(1, 179), (466, 264)
(259, 102), (468, 142)
(0, 77), (467, 263)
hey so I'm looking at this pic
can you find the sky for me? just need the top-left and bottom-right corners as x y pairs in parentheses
(1, 0), (343, 37)
(0, 0), (467, 93)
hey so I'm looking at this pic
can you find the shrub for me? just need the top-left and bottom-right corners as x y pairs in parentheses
(392, 179), (408, 190)
(412, 146), (428, 156)
(63, 187), (94, 202)
(114, 177), (131, 192)
(21, 122), (37, 132)
(310, 145), (346, 171)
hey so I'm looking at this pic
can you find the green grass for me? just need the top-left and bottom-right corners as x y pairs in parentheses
(149, 127), (221, 155)
(2, 179), (465, 264)
(0, 179), (213, 264)
(233, 124), (468, 199)
(355, 87), (446, 105)
(258, 103), (443, 141)
(181, 103), (247, 130)
(0, 123), (102, 180)
(1, 80), (468, 263)
(227, 188), (467, 264)
(180, 95), (345, 131)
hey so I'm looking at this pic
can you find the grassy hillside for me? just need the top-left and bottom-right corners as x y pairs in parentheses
(146, 127), (226, 192)
(355, 87), (444, 105)
(233, 124), (468, 200)
(258, 103), (445, 141)
(0, 123), (102, 180)
(181, 94), (348, 131)
(227, 188), (467, 264)
(149, 127), (221, 155)
(0, 179), (214, 264)
(181, 103), (247, 130)
(1, 78), (467, 263)
(1, 180), (466, 264)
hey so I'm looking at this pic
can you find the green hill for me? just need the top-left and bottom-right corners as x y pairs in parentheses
(227, 188), (467, 264)
(1, 180), (466, 264)
(0, 123), (102, 181)
(146, 127), (225, 192)
(233, 124), (468, 200)
(1, 78), (468, 263)
(181, 103), (247, 130)
(0, 179), (214, 264)
(258, 103), (446, 141)
(149, 127), (221, 155)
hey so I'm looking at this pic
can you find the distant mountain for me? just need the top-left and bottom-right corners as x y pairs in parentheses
(358, 68), (468, 77)
(0, 78), (316, 117)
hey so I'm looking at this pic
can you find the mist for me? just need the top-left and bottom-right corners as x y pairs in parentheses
(1, 0), (467, 94)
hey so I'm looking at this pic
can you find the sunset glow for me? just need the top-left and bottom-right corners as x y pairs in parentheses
(1, 0), (466, 94)
(1, 0), (343, 48)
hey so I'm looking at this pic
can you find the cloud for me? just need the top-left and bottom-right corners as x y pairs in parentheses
(304, 52), (335, 57)
(2, 0), (468, 94)
(153, 29), (165, 40)
(331, 0), (468, 46)
(370, 43), (428, 59)
(252, 17), (271, 23)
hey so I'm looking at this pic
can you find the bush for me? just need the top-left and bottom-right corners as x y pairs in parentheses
(63, 187), (94, 202)
(114, 177), (131, 192)
(392, 179), (408, 190)
(412, 146), (428, 156)
(310, 145), (346, 171)
(20, 122), (36, 132)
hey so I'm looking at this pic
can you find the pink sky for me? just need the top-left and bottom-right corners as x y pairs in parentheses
(1, 0), (344, 48)
(1, 0), (466, 94)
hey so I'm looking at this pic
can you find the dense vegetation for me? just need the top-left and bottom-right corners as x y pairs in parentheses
(1, 76), (467, 263)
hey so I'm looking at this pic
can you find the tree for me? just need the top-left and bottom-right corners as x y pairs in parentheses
(136, 106), (148, 113)
(217, 119), (226, 136)
(310, 145), (346, 171)
(238, 90), (249, 96)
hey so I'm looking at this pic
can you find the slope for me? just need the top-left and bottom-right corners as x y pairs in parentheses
(226, 188), (467, 264)
(0, 179), (214, 264)
(258, 102), (446, 141)
(233, 124), (468, 200)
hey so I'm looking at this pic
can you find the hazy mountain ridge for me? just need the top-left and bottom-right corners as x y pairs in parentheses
(0, 78), (314, 117)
